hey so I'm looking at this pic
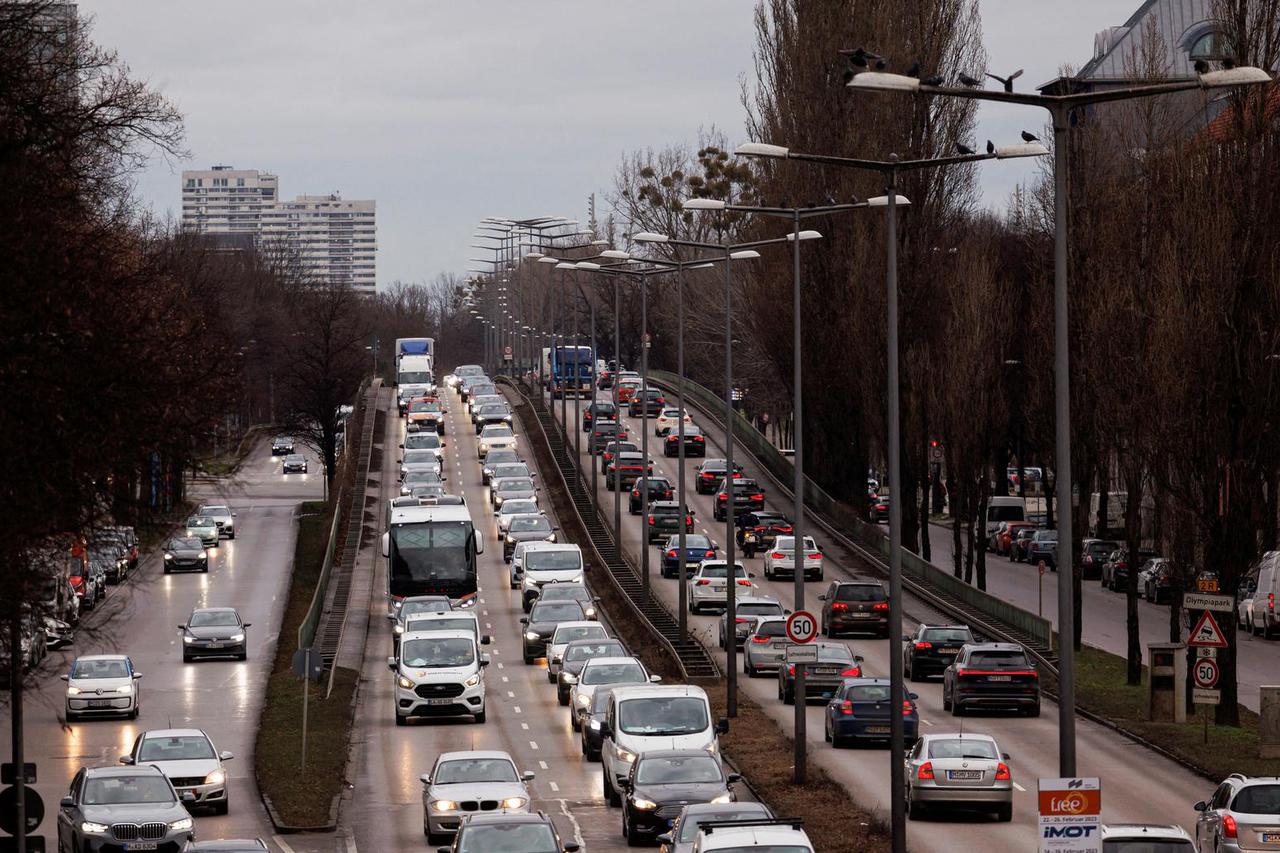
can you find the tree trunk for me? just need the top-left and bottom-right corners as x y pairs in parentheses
(952, 504), (963, 579)
(963, 483), (976, 585)
(1072, 458), (1096, 652)
(1123, 466), (1144, 685)
(920, 436), (932, 562)
(976, 474), (990, 591)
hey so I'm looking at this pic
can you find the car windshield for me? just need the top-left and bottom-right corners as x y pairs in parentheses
(968, 650), (1031, 669)
(167, 538), (202, 551)
(1034, 530), (1058, 542)
(190, 610), (238, 628)
(486, 451), (520, 466)
(434, 758), (517, 784)
(921, 628), (972, 644)
(676, 807), (772, 841)
(479, 404), (508, 415)
(529, 603), (583, 622)
(525, 551), (580, 572)
(1102, 840), (1195, 853)
(846, 684), (893, 702)
(402, 599), (451, 617)
(678, 536), (713, 550)
(399, 371), (432, 383)
(405, 434), (441, 449)
(187, 517), (214, 528)
(400, 637), (474, 668)
(500, 501), (538, 516)
(581, 662), (646, 685)
(405, 617), (476, 635)
(552, 625), (606, 645)
(755, 622), (787, 638)
(700, 564), (746, 579)
(274, 437), (291, 446)
(618, 697), (709, 735)
(138, 735), (215, 762)
(456, 824), (558, 853)
(989, 505), (1025, 521)
(635, 755), (722, 785)
(411, 486), (447, 498)
(1233, 783), (1280, 813)
(493, 465), (530, 479)
(201, 505), (229, 515)
(481, 427), (513, 438)
(739, 603), (782, 616)
(404, 471), (443, 485)
(410, 401), (439, 413)
(497, 478), (534, 491)
(285, 455), (305, 464)
(83, 776), (174, 805)
(817, 646), (854, 661)
(71, 659), (129, 679)
(510, 517), (551, 533)
(1088, 541), (1119, 555)
(836, 584), (886, 602)
(566, 642), (625, 662)
(403, 450), (438, 465)
(928, 739), (998, 760)
(539, 586), (590, 603)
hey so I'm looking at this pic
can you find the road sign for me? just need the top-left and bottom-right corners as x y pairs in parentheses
(1038, 560), (1047, 576)
(0, 785), (44, 835)
(1196, 575), (1221, 593)
(785, 644), (819, 663)
(503, 345), (512, 361)
(0, 764), (35, 785)
(785, 610), (818, 644)
(0, 836), (45, 853)
(1038, 777), (1101, 853)
(1183, 592), (1233, 612)
(1187, 611), (1228, 648)
(1197, 646), (1217, 659)
(1193, 657), (1220, 689)
(1193, 688), (1221, 705)
(291, 647), (323, 682)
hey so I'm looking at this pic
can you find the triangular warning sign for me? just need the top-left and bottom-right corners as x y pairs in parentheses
(1188, 610), (1228, 647)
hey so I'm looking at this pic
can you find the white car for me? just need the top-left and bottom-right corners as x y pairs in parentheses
(568, 656), (657, 731)
(389, 630), (487, 726)
(1099, 824), (1193, 851)
(403, 611), (491, 647)
(654, 407), (693, 437)
(195, 503), (236, 539)
(400, 469), (445, 496)
(762, 535), (824, 581)
(545, 621), (609, 681)
(496, 500), (540, 533)
(688, 819), (814, 852)
(420, 750), (534, 845)
(403, 431), (446, 456)
(122, 728), (234, 814)
(519, 543), (585, 610)
(687, 560), (754, 614)
(477, 425), (518, 459)
(63, 654), (141, 721)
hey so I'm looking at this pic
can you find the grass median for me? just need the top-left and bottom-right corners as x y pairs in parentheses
(253, 499), (359, 828)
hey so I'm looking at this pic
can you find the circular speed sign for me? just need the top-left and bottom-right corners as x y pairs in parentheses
(1193, 657), (1219, 689)
(786, 610), (819, 644)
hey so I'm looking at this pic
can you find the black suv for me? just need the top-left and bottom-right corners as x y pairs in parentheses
(663, 423), (707, 457)
(695, 458), (744, 494)
(903, 624), (974, 681)
(943, 642), (1041, 716)
(629, 477), (674, 514)
(582, 401), (618, 431)
(713, 478), (764, 521)
(627, 387), (666, 417)
(818, 581), (889, 638)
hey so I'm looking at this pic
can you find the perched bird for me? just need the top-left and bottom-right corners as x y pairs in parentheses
(1021, 130), (1040, 143)
(986, 139), (996, 154)
(906, 60), (921, 78)
(1222, 56), (1237, 69)
(955, 142), (976, 155)
(985, 69), (1024, 93)
(922, 74), (945, 87)
(1194, 58), (1210, 74)
(874, 58), (887, 71)
(958, 72), (983, 87)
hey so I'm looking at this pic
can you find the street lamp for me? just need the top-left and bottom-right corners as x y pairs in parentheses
(845, 57), (1270, 782)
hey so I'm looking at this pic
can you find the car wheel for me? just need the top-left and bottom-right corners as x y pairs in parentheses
(782, 685), (794, 705)
(908, 794), (927, 821)
(604, 767), (620, 807)
(426, 830), (448, 846)
(474, 708), (486, 724)
(570, 711), (581, 731)
(547, 670), (556, 684)
(238, 653), (247, 661)
(163, 567), (170, 575)
(202, 566), (209, 574)
(558, 689), (569, 707)
(128, 703), (138, 720)
(523, 653), (535, 665)
(821, 619), (830, 638)
(907, 660), (919, 682)
(395, 712), (407, 727)
(941, 688), (952, 712)
(214, 799), (229, 816)
(1025, 704), (1040, 718)
(951, 696), (964, 716)
(824, 719), (831, 742)
(183, 653), (192, 663)
(744, 659), (754, 677)
(996, 804), (1012, 822)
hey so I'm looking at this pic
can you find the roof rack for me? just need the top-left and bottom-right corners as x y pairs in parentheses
(700, 818), (805, 834)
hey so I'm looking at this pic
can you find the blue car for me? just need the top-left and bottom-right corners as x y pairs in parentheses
(824, 677), (919, 748)
(660, 534), (718, 579)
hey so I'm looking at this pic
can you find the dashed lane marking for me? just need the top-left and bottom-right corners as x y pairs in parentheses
(549, 781), (560, 792)
(513, 705), (522, 714)
(529, 740), (539, 750)
(539, 760), (549, 770)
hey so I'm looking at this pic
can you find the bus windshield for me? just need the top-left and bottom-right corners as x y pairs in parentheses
(389, 520), (475, 597)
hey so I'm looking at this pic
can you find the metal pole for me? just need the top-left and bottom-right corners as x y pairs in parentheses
(723, 251), (738, 717)
(590, 300), (599, 500)
(1053, 109), (1077, 777)
(559, 269), (568, 438)
(677, 261), (689, 639)
(792, 209), (807, 785)
(11, 616), (27, 853)
(302, 648), (310, 769)
(640, 272), (650, 598)
(886, 170), (906, 853)
(613, 277), (622, 547)
(573, 288), (582, 468)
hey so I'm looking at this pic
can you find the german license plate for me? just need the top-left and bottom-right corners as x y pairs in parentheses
(814, 667), (841, 675)
(866, 726), (890, 734)
(88, 700), (113, 708)
(125, 844), (158, 851)
(427, 698), (453, 706)
(987, 675), (1011, 682)
(852, 613), (873, 619)
(207, 642), (223, 649)
(1261, 833), (1279, 843)
(772, 642), (789, 650)
(940, 648), (960, 654)
(948, 770), (982, 780)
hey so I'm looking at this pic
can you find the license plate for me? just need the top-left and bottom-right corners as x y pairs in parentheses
(948, 770), (982, 780)
(852, 613), (873, 619)
(940, 648), (960, 655)
(772, 642), (789, 650)
(88, 700), (113, 708)
(207, 643), (223, 649)
(1262, 833), (1279, 843)
(987, 675), (1012, 682)
(866, 725), (890, 734)
(125, 844), (158, 851)
(427, 698), (454, 706)
(813, 667), (841, 675)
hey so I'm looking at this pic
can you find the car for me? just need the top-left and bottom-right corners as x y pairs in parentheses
(467, 393), (504, 418)
(657, 802), (775, 853)
(1142, 558), (1175, 603)
(76, 550), (110, 607)
(601, 440), (640, 469)
(583, 400), (619, 431)
(1195, 774), (1280, 853)
(502, 514), (555, 560)
(588, 420), (628, 453)
(683, 818), (814, 852)
(473, 402), (514, 433)
(991, 521), (1036, 556)
(185, 515), (220, 548)
(180, 607), (250, 662)
(402, 612), (491, 650)
(578, 687), (614, 760)
(1026, 529), (1058, 568)
(391, 595), (454, 638)
(488, 462), (534, 489)
(271, 435), (294, 455)
(569, 656), (658, 732)
(538, 584), (598, 620)
(825, 677), (920, 747)
(663, 424), (707, 457)
(648, 501), (694, 544)
(520, 599), (588, 664)
(197, 503), (237, 539)
(718, 596), (786, 649)
(186, 841), (270, 853)
(546, 621), (610, 682)
(620, 749), (739, 844)
(713, 478), (764, 521)
(1238, 576), (1258, 632)
(1080, 537), (1120, 579)
(491, 476), (537, 512)
(694, 458), (743, 495)
(391, 630), (488, 726)
(687, 560), (753, 614)
(943, 642), (1040, 716)
(615, 379), (642, 405)
(443, 811), (578, 853)
(122, 728), (234, 814)
(904, 733), (1013, 822)
(162, 536), (209, 574)
(403, 431), (446, 455)
(819, 580), (890, 638)
(606, 451), (652, 490)
(661, 534), (718, 579)
(43, 616), (74, 649)
(519, 543), (585, 610)
(477, 425), (517, 459)
(407, 398), (446, 433)
(495, 499), (540, 533)
(480, 448), (522, 482)
(867, 494), (891, 523)
(741, 617), (791, 676)
(654, 407), (693, 437)
(89, 532), (128, 583)
(1100, 823), (1194, 851)
(630, 477), (675, 514)
(401, 469), (446, 496)
(904, 624), (975, 681)
(776, 641), (863, 704)
(399, 448), (444, 480)
(734, 510), (793, 553)
(56, 765), (196, 853)
(62, 654), (141, 721)
(1249, 552), (1280, 638)
(555, 638), (626, 705)
(1103, 547), (1158, 591)
(1010, 526), (1038, 562)
(627, 387), (667, 418)
(762, 535), (823, 581)
(282, 453), (308, 474)
(419, 750), (534, 844)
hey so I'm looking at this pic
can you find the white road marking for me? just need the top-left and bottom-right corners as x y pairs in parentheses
(344, 834), (358, 853)
(501, 676), (509, 683)
(558, 799), (585, 848)
(539, 760), (549, 770)
(921, 719), (934, 726)
(521, 722), (530, 730)
(548, 781), (560, 792)
(513, 705), (522, 714)
(272, 837), (299, 853)
(1013, 781), (1026, 792)
(529, 740), (539, 750)
(507, 691), (515, 698)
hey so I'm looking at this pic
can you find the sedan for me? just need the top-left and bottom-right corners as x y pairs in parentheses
(477, 425), (517, 459)
(601, 440), (640, 467)
(718, 596), (786, 649)
(825, 678), (919, 747)
(282, 453), (308, 474)
(569, 656), (657, 731)
(403, 431), (446, 454)
(545, 621), (609, 682)
(537, 584), (599, 620)
(654, 407), (693, 436)
(163, 536), (209, 574)
(420, 750), (535, 845)
(630, 477), (674, 514)
(606, 451), (652, 490)
(687, 561), (753, 614)
(63, 654), (141, 721)
(621, 750), (739, 845)
(401, 469), (445, 496)
(663, 424), (707, 457)
(446, 813), (578, 853)
(777, 642), (863, 704)
(491, 476), (537, 512)
(271, 435), (294, 455)
(503, 514), (555, 560)
(555, 638), (627, 706)
(867, 494), (891, 523)
(660, 534), (718, 579)
(180, 607), (251, 662)
(694, 458), (743, 495)
(905, 733), (1013, 822)
(481, 449), (523, 483)
(122, 727), (234, 814)
(583, 401), (619, 431)
(56, 765), (195, 853)
(741, 617), (791, 676)
(185, 515), (220, 548)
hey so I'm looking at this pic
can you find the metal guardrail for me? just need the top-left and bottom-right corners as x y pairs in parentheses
(646, 370), (1058, 673)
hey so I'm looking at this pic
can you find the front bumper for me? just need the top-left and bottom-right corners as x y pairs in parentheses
(522, 636), (549, 659)
(67, 694), (135, 716)
(172, 778), (228, 807)
(396, 680), (485, 721)
(165, 558), (208, 572)
(82, 835), (191, 853)
(184, 640), (246, 658)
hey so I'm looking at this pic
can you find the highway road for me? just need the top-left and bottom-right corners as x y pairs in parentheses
(0, 437), (324, 846)
(546, 384), (1220, 853)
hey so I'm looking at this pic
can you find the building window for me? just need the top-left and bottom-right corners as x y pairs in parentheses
(237, 177), (245, 186)
(1184, 24), (1226, 61)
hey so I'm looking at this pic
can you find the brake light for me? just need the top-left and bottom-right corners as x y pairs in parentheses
(693, 436), (704, 442)
(872, 602), (890, 612)
(841, 666), (862, 676)
(839, 700), (854, 716)
(664, 490), (673, 498)
(737, 579), (751, 586)
(994, 763), (1011, 781)
(700, 472), (714, 479)
(917, 762), (935, 780)
(808, 553), (822, 560)
(686, 516), (693, 526)
(903, 700), (914, 715)
(648, 516), (655, 525)
(778, 526), (793, 533)
(914, 642), (932, 650)
(1270, 592), (1275, 612)
(750, 635), (771, 643)
(735, 618), (749, 623)
(787, 664), (796, 675)
(1223, 814), (1238, 838)
(666, 550), (678, 559)
(632, 490), (640, 497)
(770, 552), (785, 560)
(831, 602), (848, 613)
(705, 550), (716, 558)
(751, 493), (764, 501)
(696, 579), (711, 586)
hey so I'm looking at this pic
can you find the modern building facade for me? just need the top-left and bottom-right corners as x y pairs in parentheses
(181, 166), (279, 236)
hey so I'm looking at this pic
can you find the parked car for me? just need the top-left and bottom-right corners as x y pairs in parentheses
(1103, 547), (1158, 592)
(904, 733), (1013, 822)
(943, 643), (1040, 717)
(1009, 526), (1038, 562)
(867, 494), (891, 523)
(1080, 538), (1120, 579)
(991, 521), (1037, 557)
(1249, 551), (1280, 637)
(1141, 558), (1175, 603)
(1026, 529), (1058, 568)
(1237, 576), (1258, 632)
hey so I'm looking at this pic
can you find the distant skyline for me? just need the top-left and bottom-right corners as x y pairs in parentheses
(82, 0), (1128, 291)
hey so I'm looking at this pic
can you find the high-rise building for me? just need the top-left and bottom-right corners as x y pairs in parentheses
(181, 165), (279, 236)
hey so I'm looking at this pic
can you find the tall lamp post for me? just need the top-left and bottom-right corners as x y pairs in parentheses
(844, 59), (1270, 781)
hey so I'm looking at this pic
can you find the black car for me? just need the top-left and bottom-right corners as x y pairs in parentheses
(713, 478), (764, 521)
(578, 688), (613, 761)
(629, 477), (674, 514)
(735, 510), (793, 551)
(282, 453), (307, 474)
(583, 401), (619, 431)
(472, 403), (513, 433)
(180, 607), (251, 662)
(777, 642), (863, 704)
(588, 421), (626, 454)
(1010, 527), (1038, 562)
(663, 424), (708, 457)
(627, 387), (666, 418)
(819, 581), (890, 638)
(271, 436), (294, 455)
(502, 514), (556, 561)
(519, 600), (588, 664)
(162, 536), (208, 574)
(444, 812), (579, 853)
(1104, 547), (1158, 591)
(1080, 538), (1120, 580)
(556, 638), (627, 705)
(904, 624), (975, 681)
(943, 642), (1041, 716)
(695, 458), (743, 495)
(648, 500), (693, 543)
(620, 750), (739, 845)
(600, 440), (640, 468)
(606, 451), (651, 490)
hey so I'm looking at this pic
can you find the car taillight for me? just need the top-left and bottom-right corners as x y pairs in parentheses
(839, 700), (854, 716)
(735, 617), (749, 623)
(751, 493), (764, 501)
(903, 700), (914, 715)
(787, 664), (796, 675)
(770, 552), (785, 560)
(915, 641), (932, 650)
(841, 666), (862, 676)
(648, 516), (655, 525)
(632, 490), (640, 497)
(994, 763), (1011, 781)
(1223, 814), (1238, 838)
(665, 491), (673, 498)
(831, 602), (848, 612)
(750, 635), (770, 643)
(693, 436), (704, 442)
(872, 602), (890, 612)
(701, 472), (714, 479)
(917, 762), (934, 780)
(696, 579), (711, 586)
(70, 577), (85, 594)
(666, 550), (678, 558)
(705, 550), (716, 558)
(808, 553), (822, 560)
(1270, 592), (1275, 612)
(686, 516), (693, 526)
(737, 579), (751, 586)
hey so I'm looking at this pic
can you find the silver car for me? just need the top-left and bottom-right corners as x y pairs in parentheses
(686, 560), (754, 614)
(420, 750), (534, 844)
(477, 425), (517, 459)
(741, 617), (792, 677)
(568, 656), (657, 731)
(496, 501), (540, 533)
(63, 654), (141, 721)
(1195, 774), (1280, 853)
(401, 468), (446, 496)
(56, 765), (195, 853)
(184, 516), (219, 548)
(545, 621), (609, 682)
(399, 448), (443, 480)
(718, 596), (786, 648)
(491, 476), (537, 512)
(122, 728), (234, 814)
(904, 733), (1013, 822)
(196, 503), (236, 539)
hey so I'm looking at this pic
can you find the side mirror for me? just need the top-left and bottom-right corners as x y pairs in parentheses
(232, 512), (237, 517)
(420, 773), (431, 785)
(784, 609), (792, 615)
(908, 693), (919, 701)
(480, 654), (491, 667)
(715, 716), (730, 735)
(519, 617), (529, 625)
(243, 623), (252, 628)
(1001, 752), (1010, 761)
(475, 530), (485, 555)
(748, 572), (756, 578)
(564, 843), (581, 853)
(60, 674), (69, 682)
(177, 624), (186, 630)
(133, 672), (143, 679)
(381, 532), (391, 558)
(385, 613), (397, 622)
(521, 770), (536, 782)
(563, 673), (578, 684)
(818, 594), (827, 601)
(649, 674), (662, 683)
(399, 443), (404, 448)
(181, 791), (197, 804)
(60, 797), (74, 808)
(1194, 800), (1208, 812)
(386, 656), (398, 672)
(481, 635), (492, 646)
(818, 545), (824, 552)
(854, 656), (865, 663)
(397, 458), (403, 465)
(727, 773), (743, 784)
(119, 755), (134, 765)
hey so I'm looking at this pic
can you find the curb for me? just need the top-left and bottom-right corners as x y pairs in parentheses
(260, 790), (339, 834)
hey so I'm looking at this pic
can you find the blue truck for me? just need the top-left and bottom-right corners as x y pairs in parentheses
(541, 346), (594, 398)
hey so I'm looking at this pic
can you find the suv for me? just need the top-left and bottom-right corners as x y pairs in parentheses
(818, 581), (889, 638)
(627, 387), (666, 417)
(690, 818), (814, 852)
(903, 624), (974, 681)
(1026, 529), (1058, 568)
(583, 401), (618, 431)
(1195, 774), (1280, 853)
(648, 501), (693, 543)
(695, 458), (743, 495)
(271, 435), (294, 455)
(943, 643), (1041, 716)
(630, 477), (674, 513)
(57, 765), (196, 853)
(713, 478), (764, 521)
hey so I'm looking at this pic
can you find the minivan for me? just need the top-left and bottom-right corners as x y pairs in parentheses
(599, 684), (728, 807)
(1249, 551), (1279, 638)
(520, 543), (585, 610)
(388, 630), (488, 725)
(985, 496), (1026, 536)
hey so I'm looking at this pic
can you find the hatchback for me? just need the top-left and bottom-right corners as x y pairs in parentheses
(825, 677), (920, 747)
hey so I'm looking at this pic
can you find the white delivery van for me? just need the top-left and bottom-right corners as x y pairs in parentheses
(986, 496), (1026, 536)
(1249, 551), (1279, 638)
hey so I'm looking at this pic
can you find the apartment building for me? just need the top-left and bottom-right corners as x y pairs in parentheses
(181, 166), (279, 236)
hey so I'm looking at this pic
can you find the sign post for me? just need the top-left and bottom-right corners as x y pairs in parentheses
(785, 611), (818, 785)
(1038, 777), (1101, 853)
(1038, 560), (1047, 617)
(1186, 608), (1227, 743)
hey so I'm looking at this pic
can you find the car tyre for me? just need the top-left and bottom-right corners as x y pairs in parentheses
(523, 653), (535, 665)
(1025, 704), (1040, 718)
(996, 804), (1013, 822)
(941, 689), (952, 712)
(426, 830), (448, 846)
(604, 767), (620, 807)
(907, 794), (927, 821)
(474, 709), (486, 724)
(214, 799), (229, 816)
(394, 712), (407, 727)
(558, 690), (569, 707)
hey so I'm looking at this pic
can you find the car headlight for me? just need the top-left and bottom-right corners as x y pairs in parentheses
(183, 635), (194, 644)
(81, 821), (109, 833)
(506, 535), (515, 544)
(480, 443), (489, 451)
(589, 719), (602, 730)
(548, 533), (557, 542)
(525, 631), (540, 641)
(397, 675), (414, 689)
(66, 686), (81, 696)
(617, 747), (638, 764)
(495, 496), (505, 506)
(169, 817), (193, 832)
(430, 799), (458, 812)
(205, 769), (226, 785)
(575, 692), (591, 707)
(710, 793), (732, 804)
(464, 673), (480, 688)
(500, 796), (528, 809)
(632, 797), (658, 810)
(585, 606), (597, 619)
(561, 672), (577, 684)
(393, 624), (404, 635)
(116, 684), (132, 694)
(229, 633), (245, 643)
(164, 553), (173, 560)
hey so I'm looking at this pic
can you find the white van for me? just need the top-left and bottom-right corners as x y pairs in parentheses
(520, 543), (585, 610)
(1249, 551), (1279, 638)
(387, 630), (488, 725)
(600, 684), (727, 806)
(986, 496), (1026, 536)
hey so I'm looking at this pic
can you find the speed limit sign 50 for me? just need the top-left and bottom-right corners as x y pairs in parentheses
(1193, 657), (1219, 689)
(786, 610), (819, 644)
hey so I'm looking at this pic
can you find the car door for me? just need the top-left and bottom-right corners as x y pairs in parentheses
(1197, 782), (1231, 851)
(58, 768), (85, 849)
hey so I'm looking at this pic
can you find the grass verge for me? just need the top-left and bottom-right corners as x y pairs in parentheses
(253, 499), (359, 827)
(1043, 643), (1273, 780)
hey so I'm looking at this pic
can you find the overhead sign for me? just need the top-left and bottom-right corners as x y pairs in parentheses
(1193, 657), (1220, 689)
(785, 610), (818, 644)
(1187, 611), (1228, 648)
(1038, 777), (1101, 853)
(1183, 592), (1233, 613)
(1193, 688), (1221, 705)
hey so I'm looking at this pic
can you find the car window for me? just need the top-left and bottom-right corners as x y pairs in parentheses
(920, 628), (973, 644)
(967, 650), (1031, 669)
(509, 516), (551, 533)
(167, 538), (203, 550)
(403, 450), (438, 464)
(552, 625), (607, 644)
(836, 584), (887, 602)
(400, 637), (474, 668)
(738, 603), (782, 616)
(138, 735), (215, 762)
(402, 599), (451, 617)
(1232, 783), (1280, 813)
(700, 564), (745, 579)
(530, 603), (586, 622)
(524, 551), (581, 572)
(676, 806), (772, 841)
(565, 641), (625, 661)
(405, 617), (476, 635)
(83, 776), (174, 804)
(434, 758), (518, 784)
(481, 426), (514, 438)
(618, 696), (709, 735)
(539, 586), (590, 603)
(190, 610), (239, 628)
(846, 684), (892, 702)
(497, 478), (534, 491)
(634, 755), (722, 785)
(581, 662), (646, 685)
(71, 659), (129, 679)
(927, 739), (998, 760)
(499, 501), (538, 516)
(755, 622), (787, 638)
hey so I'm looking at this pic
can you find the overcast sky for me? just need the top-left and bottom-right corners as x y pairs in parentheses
(80, 0), (1125, 291)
